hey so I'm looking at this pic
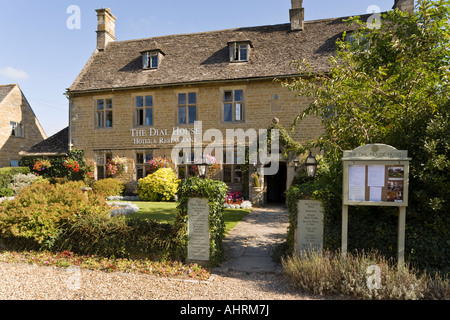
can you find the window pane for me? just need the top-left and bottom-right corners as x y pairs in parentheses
(188, 92), (196, 105)
(97, 99), (104, 110)
(136, 96), (144, 107)
(179, 106), (186, 124)
(178, 93), (186, 106)
(97, 111), (104, 127)
(106, 111), (113, 127)
(97, 166), (105, 180)
(136, 167), (144, 180)
(142, 53), (149, 68)
(137, 109), (143, 126)
(136, 153), (144, 164)
(239, 45), (248, 61)
(188, 106), (196, 123)
(224, 104), (232, 122)
(235, 103), (242, 121)
(145, 95), (153, 107)
(223, 165), (232, 183)
(151, 54), (158, 68)
(235, 90), (243, 102)
(224, 91), (232, 102)
(145, 108), (153, 126)
(145, 153), (153, 163)
(106, 99), (112, 109)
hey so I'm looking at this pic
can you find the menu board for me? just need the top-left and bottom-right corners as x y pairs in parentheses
(345, 163), (407, 206)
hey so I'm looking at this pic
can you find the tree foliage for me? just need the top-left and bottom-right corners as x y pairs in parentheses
(283, 0), (450, 272)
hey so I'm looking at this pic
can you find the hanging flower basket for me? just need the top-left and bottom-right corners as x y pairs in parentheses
(106, 156), (128, 176)
(146, 157), (171, 175)
(63, 158), (81, 172)
(33, 159), (52, 172)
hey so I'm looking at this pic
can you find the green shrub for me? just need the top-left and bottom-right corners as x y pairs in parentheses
(9, 173), (43, 195)
(0, 180), (110, 249)
(175, 177), (228, 266)
(92, 178), (126, 197)
(54, 215), (178, 261)
(0, 167), (30, 196)
(137, 168), (179, 201)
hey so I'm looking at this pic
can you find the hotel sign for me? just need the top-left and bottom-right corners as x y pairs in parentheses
(130, 127), (200, 145)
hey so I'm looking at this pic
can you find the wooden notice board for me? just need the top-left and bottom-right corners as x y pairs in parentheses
(341, 144), (411, 265)
(342, 145), (410, 207)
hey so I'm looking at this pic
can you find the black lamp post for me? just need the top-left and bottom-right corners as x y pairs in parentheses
(196, 155), (209, 179)
(305, 151), (318, 180)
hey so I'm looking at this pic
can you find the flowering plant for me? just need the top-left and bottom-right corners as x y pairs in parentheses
(106, 156), (128, 176)
(147, 157), (171, 174)
(63, 158), (81, 173)
(33, 159), (52, 172)
(225, 191), (243, 204)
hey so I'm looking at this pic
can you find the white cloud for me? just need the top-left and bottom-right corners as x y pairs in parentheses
(0, 66), (30, 80)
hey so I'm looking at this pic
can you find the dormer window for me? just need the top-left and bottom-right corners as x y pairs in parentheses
(142, 51), (159, 69)
(141, 48), (164, 69)
(228, 41), (252, 62)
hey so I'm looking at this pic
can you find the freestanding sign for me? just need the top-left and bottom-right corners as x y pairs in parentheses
(187, 198), (210, 261)
(342, 144), (411, 264)
(296, 200), (324, 254)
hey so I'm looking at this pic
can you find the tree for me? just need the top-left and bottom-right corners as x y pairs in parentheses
(283, 0), (450, 271)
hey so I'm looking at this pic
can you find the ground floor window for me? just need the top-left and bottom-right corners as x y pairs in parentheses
(96, 153), (112, 180)
(136, 150), (153, 180)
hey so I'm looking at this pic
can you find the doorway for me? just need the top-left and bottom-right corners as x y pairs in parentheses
(265, 162), (287, 203)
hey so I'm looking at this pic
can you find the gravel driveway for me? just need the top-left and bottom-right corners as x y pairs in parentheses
(0, 262), (322, 300)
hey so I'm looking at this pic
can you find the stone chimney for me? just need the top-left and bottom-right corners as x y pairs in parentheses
(290, 0), (304, 31)
(96, 8), (117, 51)
(392, 0), (415, 13)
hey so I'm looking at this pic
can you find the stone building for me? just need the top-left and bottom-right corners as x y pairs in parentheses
(0, 84), (47, 167)
(66, 0), (414, 204)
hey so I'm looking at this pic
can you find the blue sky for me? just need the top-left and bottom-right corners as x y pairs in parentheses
(0, 0), (409, 137)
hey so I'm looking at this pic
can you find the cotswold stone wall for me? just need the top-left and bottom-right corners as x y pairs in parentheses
(69, 79), (323, 183)
(0, 85), (47, 167)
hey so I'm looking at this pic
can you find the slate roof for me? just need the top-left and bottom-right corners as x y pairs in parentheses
(20, 127), (69, 157)
(68, 15), (367, 93)
(0, 84), (16, 103)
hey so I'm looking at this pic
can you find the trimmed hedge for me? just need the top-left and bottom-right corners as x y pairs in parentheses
(175, 177), (228, 267)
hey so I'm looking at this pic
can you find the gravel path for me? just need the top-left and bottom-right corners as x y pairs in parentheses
(0, 262), (323, 300)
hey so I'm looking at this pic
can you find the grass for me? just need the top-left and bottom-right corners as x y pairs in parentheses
(127, 201), (251, 234)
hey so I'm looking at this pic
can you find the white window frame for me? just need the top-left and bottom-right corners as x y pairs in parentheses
(10, 121), (25, 138)
(95, 98), (113, 129)
(222, 89), (245, 123)
(143, 51), (159, 69)
(228, 42), (250, 62)
(135, 95), (154, 126)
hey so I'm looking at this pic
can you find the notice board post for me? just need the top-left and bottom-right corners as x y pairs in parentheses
(342, 144), (411, 265)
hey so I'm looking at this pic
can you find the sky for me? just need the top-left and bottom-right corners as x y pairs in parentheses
(0, 0), (410, 137)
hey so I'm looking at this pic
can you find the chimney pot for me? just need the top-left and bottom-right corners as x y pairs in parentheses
(96, 8), (117, 51)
